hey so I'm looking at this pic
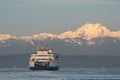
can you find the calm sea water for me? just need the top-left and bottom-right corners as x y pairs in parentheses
(0, 68), (120, 80)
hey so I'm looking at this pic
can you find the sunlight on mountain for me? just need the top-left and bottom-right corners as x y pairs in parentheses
(0, 23), (120, 41)
(0, 34), (16, 41)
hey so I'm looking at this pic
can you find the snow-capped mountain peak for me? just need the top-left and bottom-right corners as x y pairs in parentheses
(58, 23), (110, 40)
(0, 23), (120, 41)
(76, 23), (111, 40)
(0, 34), (16, 41)
(57, 23), (120, 40)
(0, 23), (120, 55)
(20, 33), (57, 41)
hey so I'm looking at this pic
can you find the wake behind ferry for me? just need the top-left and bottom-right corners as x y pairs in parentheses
(29, 48), (59, 70)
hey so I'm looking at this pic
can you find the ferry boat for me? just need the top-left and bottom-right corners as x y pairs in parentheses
(29, 48), (59, 70)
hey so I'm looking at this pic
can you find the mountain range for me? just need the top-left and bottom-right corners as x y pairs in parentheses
(0, 23), (120, 55)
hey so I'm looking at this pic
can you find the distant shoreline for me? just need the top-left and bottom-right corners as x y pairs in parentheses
(0, 54), (120, 68)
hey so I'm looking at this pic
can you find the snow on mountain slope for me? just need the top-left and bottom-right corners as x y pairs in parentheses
(20, 33), (57, 41)
(58, 23), (120, 40)
(0, 34), (16, 41)
(20, 23), (120, 40)
(0, 23), (120, 55)
(0, 23), (120, 42)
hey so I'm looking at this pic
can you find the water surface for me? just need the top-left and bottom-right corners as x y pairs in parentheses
(0, 68), (120, 80)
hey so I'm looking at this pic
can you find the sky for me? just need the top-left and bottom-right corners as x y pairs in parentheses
(0, 0), (120, 36)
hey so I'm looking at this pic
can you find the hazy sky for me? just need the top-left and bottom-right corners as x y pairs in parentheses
(0, 0), (120, 36)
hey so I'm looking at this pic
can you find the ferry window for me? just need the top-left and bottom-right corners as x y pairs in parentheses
(48, 50), (52, 54)
(37, 58), (48, 60)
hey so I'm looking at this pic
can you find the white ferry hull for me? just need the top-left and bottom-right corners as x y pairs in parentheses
(29, 61), (59, 70)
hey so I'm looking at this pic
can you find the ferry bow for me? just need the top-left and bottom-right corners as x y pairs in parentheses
(29, 48), (59, 70)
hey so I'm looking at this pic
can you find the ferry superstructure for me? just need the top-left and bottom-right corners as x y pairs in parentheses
(29, 48), (59, 70)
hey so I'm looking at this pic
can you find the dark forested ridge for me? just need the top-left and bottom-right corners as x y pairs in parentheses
(0, 54), (120, 68)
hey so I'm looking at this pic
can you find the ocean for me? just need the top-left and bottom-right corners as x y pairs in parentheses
(0, 68), (120, 80)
